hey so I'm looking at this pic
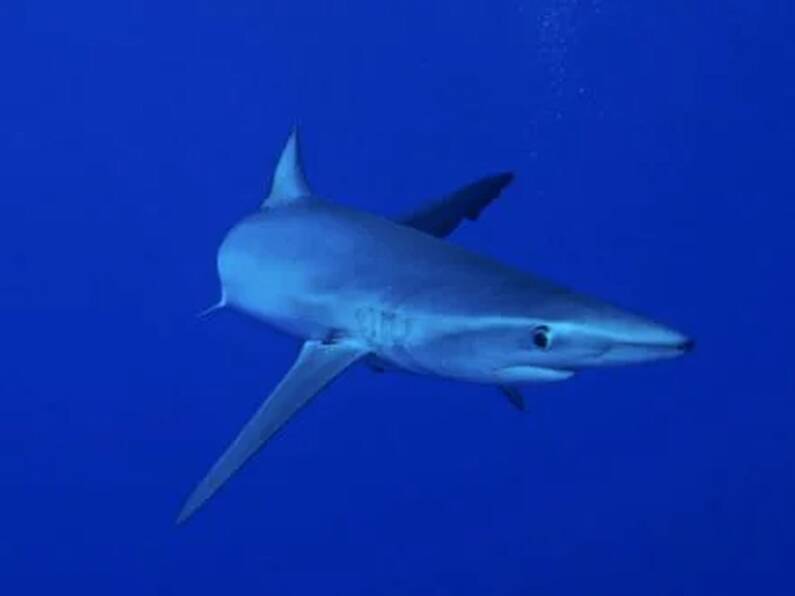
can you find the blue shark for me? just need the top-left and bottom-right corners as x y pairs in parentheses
(177, 129), (693, 522)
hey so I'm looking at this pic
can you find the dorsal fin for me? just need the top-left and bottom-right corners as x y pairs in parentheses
(263, 127), (312, 208)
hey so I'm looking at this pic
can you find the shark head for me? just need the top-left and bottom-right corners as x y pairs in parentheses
(486, 293), (693, 383)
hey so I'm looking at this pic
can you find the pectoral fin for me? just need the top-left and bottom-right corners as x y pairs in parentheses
(399, 172), (514, 238)
(177, 340), (367, 523)
(499, 385), (526, 411)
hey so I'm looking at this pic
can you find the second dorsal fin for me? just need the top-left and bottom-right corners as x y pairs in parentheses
(263, 127), (312, 208)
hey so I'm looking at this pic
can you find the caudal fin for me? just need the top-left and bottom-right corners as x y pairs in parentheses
(197, 293), (226, 318)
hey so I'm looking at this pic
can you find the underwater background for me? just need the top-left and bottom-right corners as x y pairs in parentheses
(2, 1), (794, 594)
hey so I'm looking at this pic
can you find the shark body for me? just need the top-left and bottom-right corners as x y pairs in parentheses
(178, 130), (692, 522)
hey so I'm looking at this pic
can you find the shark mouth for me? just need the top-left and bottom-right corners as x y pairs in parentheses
(496, 365), (576, 383)
(594, 338), (695, 365)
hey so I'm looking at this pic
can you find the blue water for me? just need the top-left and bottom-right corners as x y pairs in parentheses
(3, 1), (793, 593)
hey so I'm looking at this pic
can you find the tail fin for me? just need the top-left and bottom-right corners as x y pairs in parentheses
(197, 293), (226, 319)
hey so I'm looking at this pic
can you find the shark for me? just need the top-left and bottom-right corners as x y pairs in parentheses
(177, 129), (693, 523)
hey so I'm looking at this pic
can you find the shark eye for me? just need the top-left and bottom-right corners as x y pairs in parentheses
(532, 326), (551, 350)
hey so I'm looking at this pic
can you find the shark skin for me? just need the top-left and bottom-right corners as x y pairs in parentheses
(178, 129), (693, 523)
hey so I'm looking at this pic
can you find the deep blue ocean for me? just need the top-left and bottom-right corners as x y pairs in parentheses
(3, 1), (794, 594)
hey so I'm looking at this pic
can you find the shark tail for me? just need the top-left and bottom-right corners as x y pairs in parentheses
(197, 292), (227, 319)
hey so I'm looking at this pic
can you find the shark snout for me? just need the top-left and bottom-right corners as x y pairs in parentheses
(590, 317), (694, 366)
(681, 338), (696, 352)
